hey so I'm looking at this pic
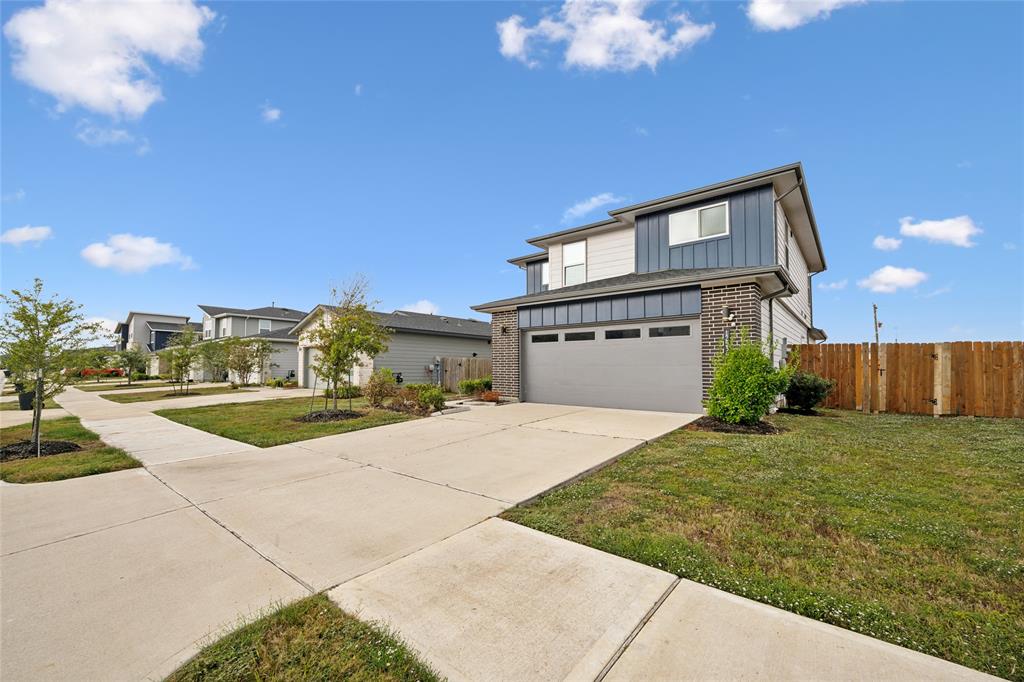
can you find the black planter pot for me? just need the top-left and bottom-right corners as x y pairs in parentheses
(17, 391), (34, 411)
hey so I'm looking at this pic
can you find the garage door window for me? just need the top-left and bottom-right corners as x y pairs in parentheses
(564, 331), (596, 342)
(531, 334), (559, 343)
(605, 328), (641, 340)
(649, 325), (691, 337)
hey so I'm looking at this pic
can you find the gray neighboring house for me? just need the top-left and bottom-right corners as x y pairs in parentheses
(112, 311), (200, 375)
(192, 304), (308, 382)
(292, 308), (491, 388)
(473, 163), (828, 414)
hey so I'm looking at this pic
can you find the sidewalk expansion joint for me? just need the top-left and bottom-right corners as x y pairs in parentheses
(595, 577), (680, 682)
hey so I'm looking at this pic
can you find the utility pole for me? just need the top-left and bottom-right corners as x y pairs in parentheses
(872, 304), (881, 345)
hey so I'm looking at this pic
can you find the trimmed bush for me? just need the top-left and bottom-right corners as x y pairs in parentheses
(784, 370), (834, 413)
(365, 369), (397, 408)
(705, 330), (793, 425)
(322, 383), (360, 399)
(416, 386), (446, 413)
(458, 376), (493, 396)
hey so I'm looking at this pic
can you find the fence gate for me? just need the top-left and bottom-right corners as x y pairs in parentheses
(439, 357), (492, 393)
(790, 341), (1023, 418)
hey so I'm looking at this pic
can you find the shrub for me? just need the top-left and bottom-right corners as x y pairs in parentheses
(322, 383), (360, 399)
(387, 387), (421, 414)
(458, 376), (493, 396)
(416, 386), (446, 413)
(704, 330), (793, 425)
(385, 383), (445, 415)
(479, 390), (501, 403)
(265, 377), (287, 388)
(784, 370), (834, 413)
(365, 368), (397, 408)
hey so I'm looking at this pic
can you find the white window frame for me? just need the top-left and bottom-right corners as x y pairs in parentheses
(668, 200), (730, 246)
(258, 318), (272, 333)
(540, 261), (550, 288)
(220, 321), (228, 337)
(562, 240), (587, 286)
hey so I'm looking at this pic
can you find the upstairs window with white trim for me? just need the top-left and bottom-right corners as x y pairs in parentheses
(668, 201), (729, 245)
(562, 240), (586, 286)
(540, 261), (550, 289)
(220, 321), (228, 337)
(258, 319), (271, 333)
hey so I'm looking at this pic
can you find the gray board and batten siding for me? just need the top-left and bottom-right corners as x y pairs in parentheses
(518, 286), (700, 329)
(635, 185), (775, 273)
(526, 260), (549, 295)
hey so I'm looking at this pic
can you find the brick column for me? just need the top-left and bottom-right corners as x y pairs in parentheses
(700, 283), (762, 395)
(490, 310), (520, 400)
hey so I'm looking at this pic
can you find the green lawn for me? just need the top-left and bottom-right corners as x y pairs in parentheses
(167, 594), (439, 682)
(74, 381), (185, 392)
(156, 396), (415, 447)
(0, 398), (57, 411)
(101, 386), (255, 404)
(0, 416), (141, 483)
(503, 410), (1023, 680)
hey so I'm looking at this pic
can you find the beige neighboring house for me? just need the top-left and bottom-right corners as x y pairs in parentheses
(292, 308), (491, 389)
(190, 304), (308, 383)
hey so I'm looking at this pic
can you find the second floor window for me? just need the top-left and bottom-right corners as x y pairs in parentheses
(563, 240), (586, 286)
(541, 262), (550, 290)
(220, 322), (228, 337)
(669, 201), (729, 245)
(258, 319), (271, 333)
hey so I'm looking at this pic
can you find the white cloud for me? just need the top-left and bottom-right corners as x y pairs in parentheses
(354, 83), (363, 96)
(1004, 242), (1018, 251)
(633, 125), (649, 136)
(921, 284), (952, 298)
(2, 188), (26, 203)
(563, 192), (624, 223)
(75, 119), (151, 154)
(817, 278), (847, 290)
(260, 102), (282, 123)
(497, 0), (714, 72)
(81, 233), (195, 273)
(899, 215), (981, 248)
(3, 0), (215, 119)
(747, 0), (864, 31)
(857, 266), (928, 293)
(1, 225), (52, 246)
(956, 160), (973, 169)
(872, 235), (902, 251)
(400, 300), (440, 315)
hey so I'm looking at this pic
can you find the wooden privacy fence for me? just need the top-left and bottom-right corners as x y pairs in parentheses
(439, 356), (492, 393)
(790, 342), (1023, 418)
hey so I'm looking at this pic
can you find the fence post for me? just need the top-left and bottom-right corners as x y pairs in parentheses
(878, 344), (888, 413)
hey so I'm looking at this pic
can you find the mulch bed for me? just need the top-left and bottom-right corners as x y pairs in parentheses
(686, 416), (783, 435)
(293, 410), (364, 423)
(1, 440), (83, 461)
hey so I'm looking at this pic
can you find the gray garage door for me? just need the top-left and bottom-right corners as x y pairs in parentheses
(523, 319), (702, 413)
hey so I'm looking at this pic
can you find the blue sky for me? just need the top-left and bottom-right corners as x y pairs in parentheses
(1, 0), (1021, 342)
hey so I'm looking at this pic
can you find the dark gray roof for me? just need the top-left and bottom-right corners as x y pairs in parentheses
(245, 327), (298, 341)
(146, 321), (195, 332)
(301, 307), (490, 339)
(474, 265), (790, 312)
(198, 304), (307, 321)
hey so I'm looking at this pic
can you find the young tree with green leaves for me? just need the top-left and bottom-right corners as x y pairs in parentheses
(0, 279), (104, 452)
(165, 326), (201, 395)
(197, 339), (230, 382)
(248, 338), (276, 385)
(87, 348), (111, 382)
(117, 347), (148, 385)
(307, 276), (390, 412)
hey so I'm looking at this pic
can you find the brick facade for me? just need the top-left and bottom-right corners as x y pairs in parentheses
(700, 283), (762, 394)
(490, 309), (520, 399)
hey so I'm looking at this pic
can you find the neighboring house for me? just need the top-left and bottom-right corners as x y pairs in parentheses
(472, 163), (827, 413)
(292, 308), (492, 388)
(191, 305), (308, 382)
(112, 311), (199, 375)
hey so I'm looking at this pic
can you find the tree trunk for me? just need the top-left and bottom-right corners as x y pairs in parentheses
(31, 374), (43, 455)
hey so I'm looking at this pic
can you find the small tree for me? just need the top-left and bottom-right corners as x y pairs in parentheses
(117, 347), (148, 385)
(307, 277), (390, 412)
(0, 279), (103, 452)
(197, 339), (230, 382)
(704, 328), (793, 425)
(248, 338), (276, 385)
(87, 348), (111, 382)
(166, 326), (201, 394)
(226, 338), (256, 385)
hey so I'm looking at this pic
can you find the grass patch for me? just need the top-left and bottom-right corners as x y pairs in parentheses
(168, 594), (440, 682)
(101, 386), (255, 404)
(0, 398), (57, 411)
(156, 396), (415, 447)
(0, 416), (140, 483)
(502, 410), (1024, 680)
(74, 381), (188, 392)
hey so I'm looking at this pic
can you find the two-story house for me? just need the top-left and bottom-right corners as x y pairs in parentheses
(193, 305), (308, 381)
(113, 311), (197, 353)
(473, 163), (827, 413)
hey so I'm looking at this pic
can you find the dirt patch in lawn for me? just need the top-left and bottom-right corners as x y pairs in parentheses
(293, 409), (364, 423)
(1, 440), (83, 461)
(686, 416), (783, 435)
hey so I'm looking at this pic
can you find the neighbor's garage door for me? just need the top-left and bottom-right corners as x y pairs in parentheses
(523, 319), (702, 413)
